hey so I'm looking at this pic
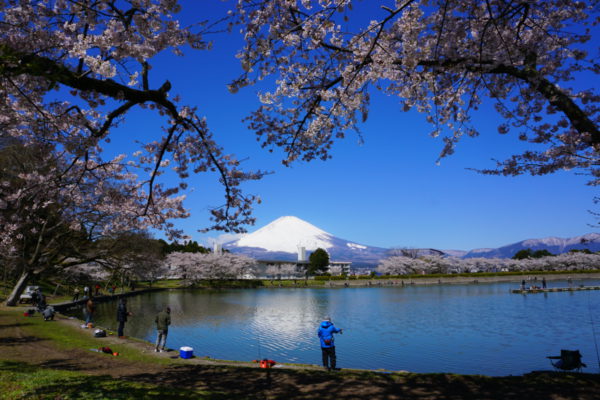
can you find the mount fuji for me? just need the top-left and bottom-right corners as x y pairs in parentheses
(222, 216), (388, 266)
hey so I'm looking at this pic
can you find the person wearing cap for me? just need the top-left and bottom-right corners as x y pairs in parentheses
(317, 316), (343, 371)
(154, 306), (171, 352)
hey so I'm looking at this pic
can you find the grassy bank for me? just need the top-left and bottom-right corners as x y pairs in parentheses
(0, 308), (216, 399)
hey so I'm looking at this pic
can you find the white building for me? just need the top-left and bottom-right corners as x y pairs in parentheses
(253, 246), (352, 279)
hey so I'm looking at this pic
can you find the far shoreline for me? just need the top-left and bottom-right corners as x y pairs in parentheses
(321, 271), (600, 287)
(41, 270), (600, 313)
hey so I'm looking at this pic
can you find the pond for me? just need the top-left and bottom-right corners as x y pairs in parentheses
(78, 278), (600, 376)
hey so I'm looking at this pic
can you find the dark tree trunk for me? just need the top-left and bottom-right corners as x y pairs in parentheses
(6, 270), (33, 306)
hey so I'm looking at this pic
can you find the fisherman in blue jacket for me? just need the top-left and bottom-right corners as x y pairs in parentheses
(317, 316), (343, 371)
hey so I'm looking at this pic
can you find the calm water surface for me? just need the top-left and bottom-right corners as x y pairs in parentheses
(84, 278), (600, 376)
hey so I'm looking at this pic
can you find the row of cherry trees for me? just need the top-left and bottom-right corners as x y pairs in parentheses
(376, 252), (600, 275)
(164, 254), (310, 281)
(54, 250), (600, 284)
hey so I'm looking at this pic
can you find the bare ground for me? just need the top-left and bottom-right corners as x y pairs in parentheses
(1, 307), (599, 400)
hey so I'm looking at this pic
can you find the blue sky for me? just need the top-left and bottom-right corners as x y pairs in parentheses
(110, 1), (597, 251)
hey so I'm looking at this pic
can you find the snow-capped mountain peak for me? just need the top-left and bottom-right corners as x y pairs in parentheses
(224, 216), (389, 266)
(232, 216), (334, 253)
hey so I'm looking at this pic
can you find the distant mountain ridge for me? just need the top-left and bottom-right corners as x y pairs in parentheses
(222, 216), (600, 266)
(462, 233), (600, 258)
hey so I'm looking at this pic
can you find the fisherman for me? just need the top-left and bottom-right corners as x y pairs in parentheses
(154, 306), (171, 352)
(317, 316), (343, 371)
(116, 298), (132, 338)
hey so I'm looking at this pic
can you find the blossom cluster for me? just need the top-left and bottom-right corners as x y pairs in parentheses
(234, 0), (599, 178)
(164, 251), (258, 280)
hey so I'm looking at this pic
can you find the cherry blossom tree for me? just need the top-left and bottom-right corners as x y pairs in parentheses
(377, 255), (428, 275)
(0, 0), (266, 304)
(165, 251), (257, 281)
(234, 0), (599, 182)
(280, 263), (302, 279)
(93, 232), (166, 289)
(1, 140), (171, 304)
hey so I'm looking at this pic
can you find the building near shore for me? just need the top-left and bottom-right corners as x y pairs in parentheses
(252, 246), (352, 279)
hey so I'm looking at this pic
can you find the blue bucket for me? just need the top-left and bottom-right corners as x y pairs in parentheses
(179, 346), (193, 359)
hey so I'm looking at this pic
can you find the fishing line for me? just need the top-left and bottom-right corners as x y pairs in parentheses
(255, 309), (263, 361)
(257, 331), (262, 360)
(586, 291), (600, 372)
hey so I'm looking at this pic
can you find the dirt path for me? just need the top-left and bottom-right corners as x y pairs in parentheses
(2, 308), (600, 400)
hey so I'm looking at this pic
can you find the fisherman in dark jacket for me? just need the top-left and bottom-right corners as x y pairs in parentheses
(317, 316), (343, 371)
(155, 306), (171, 352)
(116, 298), (131, 338)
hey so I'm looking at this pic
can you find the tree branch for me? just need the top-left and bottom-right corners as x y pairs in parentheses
(417, 58), (599, 146)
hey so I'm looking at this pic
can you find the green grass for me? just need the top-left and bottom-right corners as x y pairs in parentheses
(1, 310), (171, 365)
(0, 360), (216, 400)
(143, 279), (185, 289)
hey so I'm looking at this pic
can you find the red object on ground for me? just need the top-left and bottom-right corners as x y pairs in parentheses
(258, 359), (276, 368)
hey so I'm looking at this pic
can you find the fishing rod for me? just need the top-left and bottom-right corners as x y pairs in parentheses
(587, 291), (600, 372)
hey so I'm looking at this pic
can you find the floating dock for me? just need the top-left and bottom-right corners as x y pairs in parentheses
(511, 286), (600, 294)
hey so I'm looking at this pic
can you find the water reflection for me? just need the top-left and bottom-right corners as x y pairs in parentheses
(84, 279), (600, 376)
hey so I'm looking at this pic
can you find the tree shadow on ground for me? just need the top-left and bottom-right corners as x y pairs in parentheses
(124, 364), (600, 400)
(0, 360), (216, 400)
(0, 335), (43, 346)
(0, 322), (35, 330)
(2, 357), (600, 400)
